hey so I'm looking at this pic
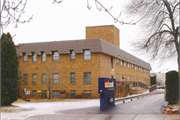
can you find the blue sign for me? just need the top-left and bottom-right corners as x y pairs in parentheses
(98, 77), (116, 111)
(98, 77), (116, 94)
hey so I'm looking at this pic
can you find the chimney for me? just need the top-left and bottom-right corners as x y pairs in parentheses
(86, 25), (120, 48)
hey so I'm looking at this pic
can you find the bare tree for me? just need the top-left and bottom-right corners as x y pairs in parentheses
(87, 0), (179, 64)
(41, 60), (66, 99)
(0, 0), (33, 30)
(123, 0), (179, 63)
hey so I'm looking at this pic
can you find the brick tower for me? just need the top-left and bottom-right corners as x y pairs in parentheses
(86, 25), (120, 48)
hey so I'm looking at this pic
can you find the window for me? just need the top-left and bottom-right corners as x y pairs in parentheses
(70, 50), (75, 61)
(83, 50), (91, 60)
(23, 74), (28, 85)
(118, 74), (119, 81)
(116, 74), (119, 81)
(83, 90), (91, 98)
(116, 58), (119, 65)
(42, 74), (46, 84)
(132, 77), (134, 81)
(111, 57), (113, 68)
(121, 60), (124, 66)
(23, 53), (28, 62)
(41, 52), (46, 62)
(41, 90), (47, 98)
(52, 51), (59, 61)
(70, 73), (75, 83)
(116, 74), (118, 81)
(53, 73), (59, 84)
(124, 61), (126, 67)
(32, 90), (37, 97)
(32, 52), (37, 62)
(32, 74), (37, 84)
(132, 64), (134, 69)
(128, 76), (130, 81)
(84, 72), (91, 83)
(71, 90), (76, 98)
(135, 66), (138, 70)
(53, 91), (60, 98)
(124, 75), (126, 81)
(121, 74), (123, 81)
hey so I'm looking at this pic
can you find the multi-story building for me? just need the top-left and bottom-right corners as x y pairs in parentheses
(17, 25), (151, 99)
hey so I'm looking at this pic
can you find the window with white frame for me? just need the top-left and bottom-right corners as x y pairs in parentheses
(116, 74), (119, 81)
(23, 74), (28, 85)
(121, 74), (123, 81)
(70, 50), (75, 61)
(52, 51), (59, 61)
(118, 74), (119, 81)
(83, 50), (91, 60)
(84, 72), (91, 83)
(41, 52), (46, 62)
(124, 61), (126, 67)
(32, 52), (37, 62)
(42, 74), (46, 84)
(23, 53), (28, 62)
(121, 60), (124, 66)
(53, 91), (60, 98)
(70, 73), (75, 83)
(128, 76), (130, 81)
(124, 75), (126, 81)
(32, 90), (37, 97)
(32, 74), (37, 84)
(53, 73), (59, 84)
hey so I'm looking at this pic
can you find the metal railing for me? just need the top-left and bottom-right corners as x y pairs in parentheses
(116, 81), (149, 89)
(149, 84), (157, 92)
(115, 91), (165, 103)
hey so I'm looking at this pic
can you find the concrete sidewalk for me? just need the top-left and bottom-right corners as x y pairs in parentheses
(27, 114), (179, 120)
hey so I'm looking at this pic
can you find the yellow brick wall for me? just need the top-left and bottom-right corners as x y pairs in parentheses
(18, 53), (150, 99)
(19, 53), (102, 99)
(86, 25), (120, 48)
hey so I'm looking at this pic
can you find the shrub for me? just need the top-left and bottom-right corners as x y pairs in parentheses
(1, 33), (19, 105)
(151, 76), (156, 85)
(165, 71), (179, 104)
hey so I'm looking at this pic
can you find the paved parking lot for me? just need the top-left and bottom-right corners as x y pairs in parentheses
(1, 97), (179, 120)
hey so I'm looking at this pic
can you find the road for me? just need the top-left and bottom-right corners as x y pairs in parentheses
(3, 93), (176, 120)
(102, 94), (164, 114)
(54, 94), (164, 114)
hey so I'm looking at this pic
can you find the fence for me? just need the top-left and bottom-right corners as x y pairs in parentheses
(115, 91), (164, 103)
(149, 84), (157, 92)
(116, 81), (149, 89)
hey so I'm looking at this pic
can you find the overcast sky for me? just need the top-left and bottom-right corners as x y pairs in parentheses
(2, 0), (178, 73)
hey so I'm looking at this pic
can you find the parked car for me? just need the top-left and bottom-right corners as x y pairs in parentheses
(157, 86), (165, 91)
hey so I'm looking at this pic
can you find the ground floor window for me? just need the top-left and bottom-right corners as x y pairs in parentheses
(41, 90), (47, 98)
(32, 90), (37, 97)
(71, 90), (76, 98)
(83, 90), (91, 98)
(53, 91), (60, 98)
(84, 72), (91, 83)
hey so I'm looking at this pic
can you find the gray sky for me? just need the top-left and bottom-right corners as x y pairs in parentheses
(2, 0), (178, 73)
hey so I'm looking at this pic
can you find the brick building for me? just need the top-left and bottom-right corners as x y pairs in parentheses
(17, 25), (151, 99)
